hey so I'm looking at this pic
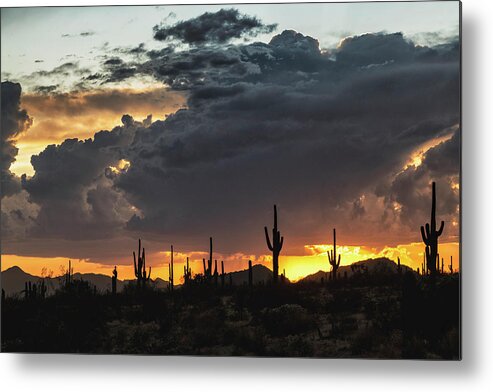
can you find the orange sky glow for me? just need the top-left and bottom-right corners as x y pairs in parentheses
(1, 241), (459, 282)
(10, 87), (186, 176)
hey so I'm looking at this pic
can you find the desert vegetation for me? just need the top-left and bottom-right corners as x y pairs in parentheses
(1, 182), (460, 358)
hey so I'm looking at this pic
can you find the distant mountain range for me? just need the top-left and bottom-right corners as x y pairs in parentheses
(1, 258), (410, 296)
(1, 263), (281, 296)
(299, 257), (414, 283)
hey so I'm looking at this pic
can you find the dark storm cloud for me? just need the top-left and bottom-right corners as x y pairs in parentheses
(20, 116), (149, 240)
(378, 129), (460, 233)
(153, 8), (277, 45)
(6, 11), (460, 258)
(1, 82), (33, 198)
(104, 29), (458, 251)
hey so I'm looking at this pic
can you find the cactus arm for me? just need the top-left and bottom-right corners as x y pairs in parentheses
(437, 220), (445, 236)
(337, 254), (341, 267)
(279, 236), (284, 251)
(420, 226), (429, 245)
(133, 251), (138, 277)
(264, 226), (273, 251)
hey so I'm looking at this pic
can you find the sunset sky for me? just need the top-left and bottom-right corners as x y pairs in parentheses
(1, 2), (460, 281)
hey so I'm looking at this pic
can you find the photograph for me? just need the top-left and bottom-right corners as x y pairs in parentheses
(1, 1), (461, 359)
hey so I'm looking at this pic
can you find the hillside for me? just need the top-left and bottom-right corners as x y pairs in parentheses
(1, 267), (170, 296)
(299, 257), (415, 283)
(1, 263), (281, 296)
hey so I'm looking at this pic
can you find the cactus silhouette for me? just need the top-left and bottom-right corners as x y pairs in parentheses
(184, 257), (192, 285)
(397, 257), (402, 274)
(248, 260), (253, 287)
(449, 255), (453, 274)
(65, 260), (73, 288)
(221, 260), (225, 288)
(214, 259), (218, 286)
(112, 266), (117, 295)
(202, 237), (214, 280)
(169, 245), (174, 292)
(24, 280), (46, 299)
(420, 182), (445, 275)
(264, 205), (283, 283)
(133, 239), (151, 287)
(327, 228), (341, 280)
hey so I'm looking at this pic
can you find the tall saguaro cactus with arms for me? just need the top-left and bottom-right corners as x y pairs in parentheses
(328, 228), (341, 280)
(264, 204), (284, 284)
(420, 182), (445, 276)
(133, 239), (151, 288)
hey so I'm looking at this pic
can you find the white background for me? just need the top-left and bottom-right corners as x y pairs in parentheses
(0, 0), (491, 390)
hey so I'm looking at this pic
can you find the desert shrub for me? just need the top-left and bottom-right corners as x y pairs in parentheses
(260, 304), (315, 337)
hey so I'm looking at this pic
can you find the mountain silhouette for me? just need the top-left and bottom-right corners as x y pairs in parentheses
(0, 264), (280, 296)
(299, 257), (414, 283)
(2, 259), (413, 296)
(0, 266), (171, 296)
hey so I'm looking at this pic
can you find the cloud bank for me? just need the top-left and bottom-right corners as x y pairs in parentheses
(2, 9), (460, 262)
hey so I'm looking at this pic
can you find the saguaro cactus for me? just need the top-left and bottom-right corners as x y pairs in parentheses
(221, 260), (225, 288)
(327, 228), (341, 280)
(133, 239), (151, 287)
(169, 245), (174, 292)
(184, 257), (192, 285)
(112, 266), (117, 295)
(421, 182), (445, 275)
(65, 260), (73, 288)
(449, 255), (453, 274)
(264, 204), (283, 283)
(397, 257), (402, 274)
(248, 260), (253, 287)
(214, 259), (218, 286)
(207, 237), (213, 278)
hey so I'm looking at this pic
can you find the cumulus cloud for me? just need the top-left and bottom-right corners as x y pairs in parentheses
(1, 82), (33, 197)
(153, 8), (277, 45)
(20, 116), (148, 240)
(377, 129), (460, 235)
(4, 10), (460, 261)
(107, 27), (459, 252)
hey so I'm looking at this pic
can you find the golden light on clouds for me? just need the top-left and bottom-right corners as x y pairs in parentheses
(11, 87), (185, 176)
(403, 129), (457, 171)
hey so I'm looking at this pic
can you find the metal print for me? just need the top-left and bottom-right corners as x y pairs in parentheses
(0, 1), (461, 358)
